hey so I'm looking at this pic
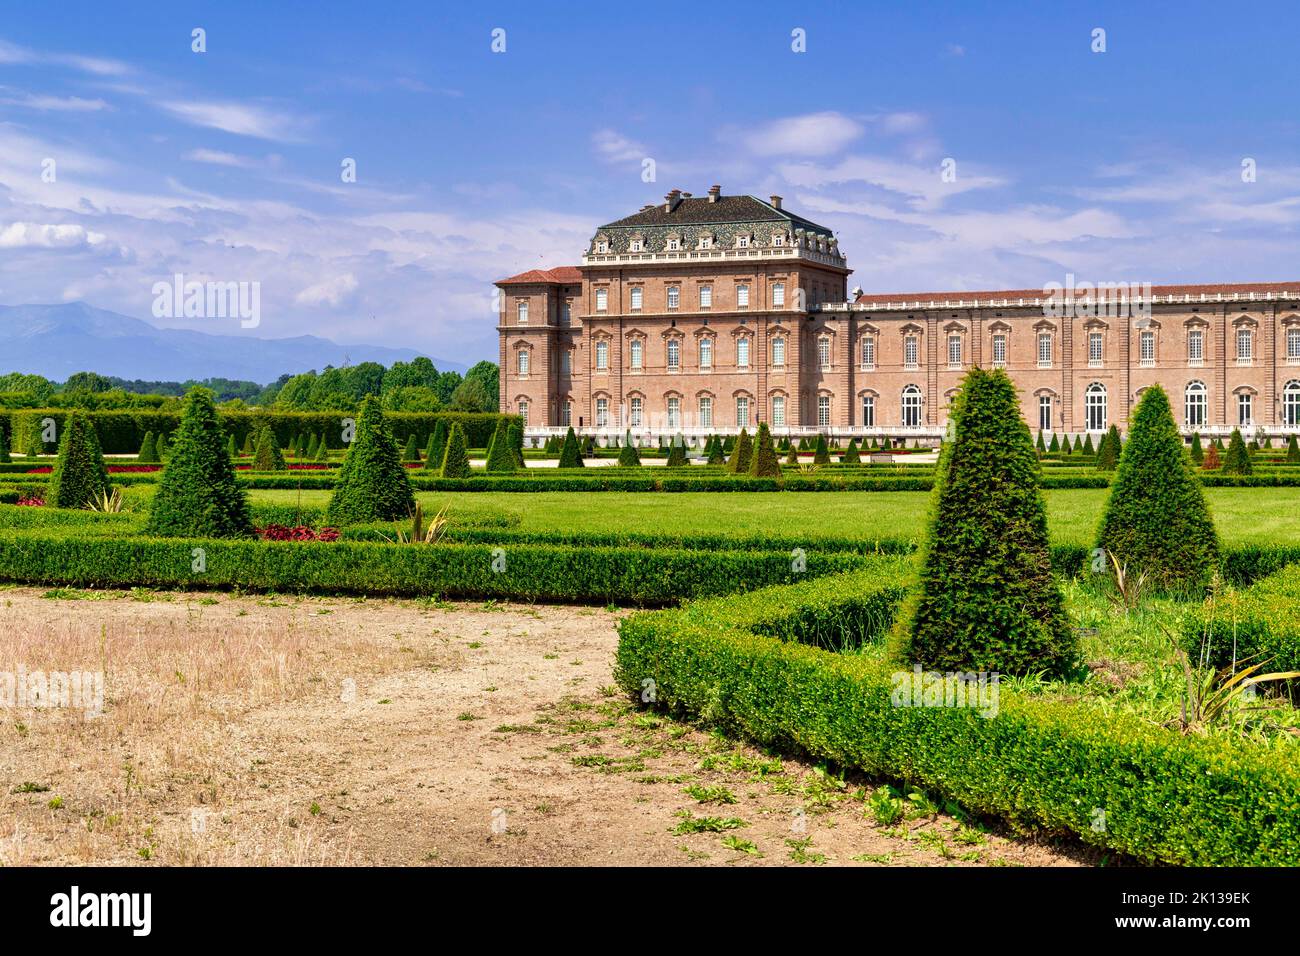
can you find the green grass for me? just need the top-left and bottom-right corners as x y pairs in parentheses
(245, 487), (1300, 547)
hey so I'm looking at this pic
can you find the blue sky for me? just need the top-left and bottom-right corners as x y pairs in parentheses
(2, 0), (1299, 367)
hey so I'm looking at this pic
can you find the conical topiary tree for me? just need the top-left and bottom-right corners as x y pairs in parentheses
(144, 388), (253, 537)
(1222, 428), (1253, 475)
(507, 419), (525, 468)
(326, 396), (415, 524)
(1095, 385), (1218, 592)
(425, 420), (448, 472)
(557, 426), (583, 468)
(1096, 424), (1121, 471)
(1202, 442), (1221, 470)
(666, 434), (687, 467)
(618, 430), (641, 466)
(748, 422), (781, 478)
(889, 368), (1075, 677)
(784, 443), (799, 466)
(252, 421), (286, 471)
(0, 425), (9, 464)
(46, 410), (110, 510)
(727, 429), (752, 473)
(1082, 433), (1095, 456)
(241, 431), (254, 455)
(813, 433), (830, 465)
(137, 430), (159, 464)
(157, 432), (170, 460)
(315, 433), (329, 463)
(439, 422), (472, 478)
(484, 418), (517, 473)
(842, 437), (861, 464)
(1288, 434), (1300, 464)
(402, 434), (421, 463)
(707, 435), (727, 465)
(1035, 431), (1046, 454)
(227, 433), (237, 458)
(1048, 433), (1060, 454)
(306, 433), (319, 459)
(1189, 431), (1204, 464)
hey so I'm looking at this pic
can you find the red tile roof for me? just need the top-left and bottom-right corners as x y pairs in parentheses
(496, 266), (582, 286)
(854, 280), (1300, 305)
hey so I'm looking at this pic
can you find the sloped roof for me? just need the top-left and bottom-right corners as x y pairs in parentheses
(496, 266), (583, 286)
(854, 280), (1300, 304)
(600, 194), (832, 236)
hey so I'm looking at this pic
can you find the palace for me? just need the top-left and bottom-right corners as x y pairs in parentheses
(497, 186), (1300, 444)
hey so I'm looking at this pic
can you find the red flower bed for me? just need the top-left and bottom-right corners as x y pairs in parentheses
(236, 464), (331, 471)
(255, 524), (340, 542)
(24, 467), (52, 474)
(15, 495), (44, 507)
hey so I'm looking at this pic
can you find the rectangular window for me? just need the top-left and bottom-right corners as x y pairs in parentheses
(699, 338), (713, 368)
(667, 339), (680, 371)
(1140, 330), (1155, 365)
(1239, 393), (1253, 426)
(629, 397), (642, 427)
(699, 396), (712, 428)
(561, 350), (571, 375)
(596, 398), (609, 428)
(861, 395), (875, 428)
(904, 336), (919, 368)
(1237, 328), (1252, 362)
(517, 350), (529, 375)
(596, 340), (608, 370)
(948, 334), (962, 368)
(517, 301), (528, 324)
(667, 397), (679, 429)
(699, 285), (712, 308)
(737, 284), (749, 308)
(818, 337), (831, 370)
(595, 288), (608, 312)
(736, 397), (750, 427)
(1189, 329), (1204, 363)
(1089, 332), (1103, 365)
(861, 337), (875, 369)
(1288, 328), (1300, 361)
(629, 340), (643, 370)
(629, 286), (643, 311)
(561, 402), (572, 427)
(563, 300), (571, 323)
(772, 337), (786, 367)
(518, 400), (528, 426)
(667, 286), (679, 309)
(1038, 333), (1052, 367)
(737, 338), (751, 368)
(817, 395), (830, 429)
(773, 283), (785, 307)
(992, 333), (1007, 367)
(1038, 395), (1052, 432)
(772, 395), (786, 427)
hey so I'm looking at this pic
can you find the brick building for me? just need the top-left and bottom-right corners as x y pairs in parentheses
(497, 187), (1300, 444)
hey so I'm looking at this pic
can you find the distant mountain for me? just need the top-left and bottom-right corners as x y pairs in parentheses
(0, 303), (465, 384)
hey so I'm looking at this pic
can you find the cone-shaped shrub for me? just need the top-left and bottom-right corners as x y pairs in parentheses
(241, 431), (253, 455)
(812, 433), (830, 465)
(880, 436), (892, 450)
(402, 434), (421, 463)
(1288, 434), (1300, 464)
(506, 419), (525, 467)
(227, 433), (237, 458)
(557, 427), (583, 468)
(1082, 433), (1095, 456)
(581, 435), (595, 458)
(778, 436), (790, 451)
(1096, 425), (1121, 471)
(485, 418), (517, 473)
(784, 443), (799, 466)
(326, 397), (415, 524)
(46, 411), (110, 510)
(618, 430), (641, 466)
(727, 429), (752, 473)
(748, 423), (781, 477)
(1189, 431), (1203, 464)
(1095, 385), (1218, 592)
(137, 430), (159, 464)
(666, 434), (687, 467)
(435, 421), (470, 478)
(306, 433), (319, 458)
(157, 432), (170, 460)
(1062, 434), (1074, 456)
(0, 425), (9, 464)
(842, 437), (861, 464)
(707, 435), (727, 465)
(1035, 431), (1046, 454)
(889, 368), (1074, 677)
(1222, 428), (1253, 475)
(145, 388), (252, 537)
(1202, 442), (1221, 470)
(315, 434), (329, 463)
(252, 422), (286, 471)
(1048, 433), (1060, 453)
(425, 420), (448, 471)
(1213, 436), (1224, 451)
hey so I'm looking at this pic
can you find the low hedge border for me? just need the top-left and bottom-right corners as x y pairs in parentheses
(615, 565), (1300, 865)
(0, 531), (871, 605)
(1182, 563), (1300, 672)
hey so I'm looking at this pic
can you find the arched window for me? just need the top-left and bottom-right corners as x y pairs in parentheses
(901, 385), (922, 428)
(1185, 381), (1207, 427)
(1285, 381), (1300, 427)
(1085, 382), (1107, 431)
(861, 394), (876, 427)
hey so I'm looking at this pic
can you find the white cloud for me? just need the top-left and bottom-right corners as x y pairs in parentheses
(0, 221), (106, 249)
(183, 148), (259, 168)
(294, 274), (358, 307)
(159, 99), (307, 141)
(0, 37), (130, 76)
(743, 112), (863, 157)
(592, 129), (648, 164)
(0, 89), (111, 111)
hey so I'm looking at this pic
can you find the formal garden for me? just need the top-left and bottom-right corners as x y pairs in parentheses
(2, 379), (1299, 866)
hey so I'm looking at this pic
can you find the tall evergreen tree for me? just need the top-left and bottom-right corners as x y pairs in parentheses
(618, 430), (641, 466)
(136, 430), (159, 464)
(46, 410), (110, 510)
(666, 434), (687, 467)
(889, 368), (1075, 677)
(507, 418), (525, 468)
(484, 418), (517, 473)
(1189, 431), (1204, 464)
(439, 422), (472, 478)
(748, 423), (781, 477)
(842, 437), (862, 464)
(1096, 425), (1121, 471)
(707, 435), (727, 465)
(252, 421), (286, 471)
(557, 426), (584, 468)
(402, 433), (421, 463)
(145, 388), (252, 537)
(1095, 385), (1218, 592)
(1222, 428), (1253, 475)
(326, 396), (416, 523)
(727, 429), (753, 473)
(1082, 433), (1095, 456)
(1288, 434), (1300, 464)
(424, 419), (448, 472)
(1048, 433), (1060, 454)
(812, 433), (831, 465)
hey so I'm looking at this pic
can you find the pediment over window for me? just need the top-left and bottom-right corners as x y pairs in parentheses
(986, 320), (1011, 333)
(1232, 314), (1259, 329)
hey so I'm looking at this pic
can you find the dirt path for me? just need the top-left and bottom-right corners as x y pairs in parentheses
(0, 587), (1085, 866)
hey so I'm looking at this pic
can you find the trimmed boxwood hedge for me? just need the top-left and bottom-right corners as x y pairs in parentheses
(0, 531), (869, 605)
(1182, 564), (1300, 672)
(615, 565), (1300, 865)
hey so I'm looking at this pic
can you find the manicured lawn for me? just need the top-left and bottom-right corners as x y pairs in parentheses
(246, 487), (1300, 547)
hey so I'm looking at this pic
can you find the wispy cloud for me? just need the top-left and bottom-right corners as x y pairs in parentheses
(742, 112), (863, 157)
(0, 88), (111, 112)
(158, 99), (309, 141)
(0, 37), (130, 76)
(592, 129), (648, 164)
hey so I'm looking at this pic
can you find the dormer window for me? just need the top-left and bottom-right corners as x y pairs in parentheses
(772, 234), (784, 247)
(629, 239), (643, 252)
(667, 237), (680, 251)
(737, 235), (749, 248)
(698, 235), (713, 250)
(595, 240), (609, 254)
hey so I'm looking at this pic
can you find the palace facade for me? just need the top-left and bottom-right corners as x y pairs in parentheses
(497, 186), (1300, 442)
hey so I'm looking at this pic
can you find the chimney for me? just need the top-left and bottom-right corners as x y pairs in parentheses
(664, 188), (682, 212)
(707, 184), (721, 203)
(770, 195), (783, 210)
